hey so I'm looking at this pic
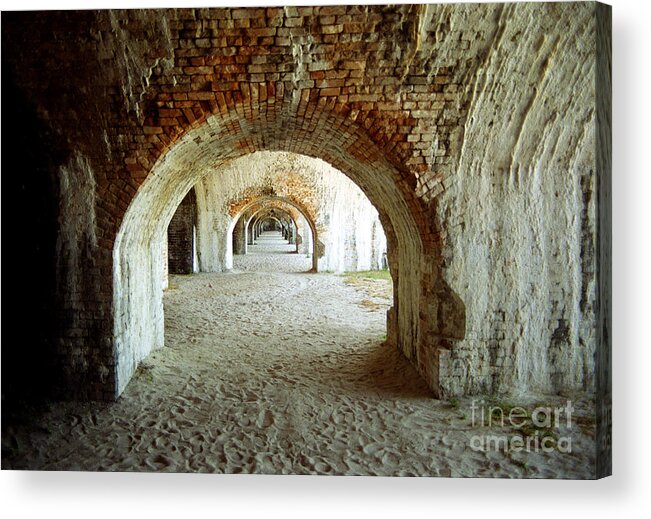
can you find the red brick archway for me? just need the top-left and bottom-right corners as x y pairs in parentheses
(112, 102), (433, 398)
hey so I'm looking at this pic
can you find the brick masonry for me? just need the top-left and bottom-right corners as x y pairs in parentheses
(167, 188), (197, 274)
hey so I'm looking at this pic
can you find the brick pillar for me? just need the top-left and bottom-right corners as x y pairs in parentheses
(233, 216), (246, 254)
(167, 189), (196, 274)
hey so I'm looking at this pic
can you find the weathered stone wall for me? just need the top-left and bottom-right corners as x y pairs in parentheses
(193, 151), (387, 273)
(595, 2), (612, 478)
(295, 213), (311, 255)
(232, 215), (247, 254)
(432, 3), (605, 397)
(1, 4), (609, 404)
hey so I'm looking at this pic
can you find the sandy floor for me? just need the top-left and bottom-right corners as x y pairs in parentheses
(2, 235), (597, 477)
(236, 232), (312, 272)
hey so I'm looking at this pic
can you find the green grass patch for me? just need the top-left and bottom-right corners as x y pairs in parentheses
(342, 270), (392, 281)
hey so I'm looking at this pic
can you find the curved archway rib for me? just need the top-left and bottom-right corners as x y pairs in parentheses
(114, 105), (427, 397)
(244, 206), (298, 252)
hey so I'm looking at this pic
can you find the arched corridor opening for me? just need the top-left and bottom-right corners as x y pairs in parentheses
(229, 194), (319, 273)
(113, 107), (427, 397)
(156, 148), (399, 420)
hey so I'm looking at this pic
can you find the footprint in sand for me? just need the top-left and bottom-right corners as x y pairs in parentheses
(313, 460), (334, 474)
(256, 409), (274, 428)
(362, 442), (384, 458)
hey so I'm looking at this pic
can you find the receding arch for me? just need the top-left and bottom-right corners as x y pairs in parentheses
(244, 206), (298, 252)
(246, 206), (296, 239)
(246, 205), (300, 245)
(228, 195), (318, 272)
(113, 103), (429, 397)
(247, 204), (312, 265)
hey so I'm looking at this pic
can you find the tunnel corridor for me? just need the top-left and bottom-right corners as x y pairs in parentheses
(247, 230), (300, 256)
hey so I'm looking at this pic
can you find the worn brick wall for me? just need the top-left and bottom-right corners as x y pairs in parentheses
(232, 215), (246, 255)
(429, 3), (608, 398)
(167, 188), (196, 274)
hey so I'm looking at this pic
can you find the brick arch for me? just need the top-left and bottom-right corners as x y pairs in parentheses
(110, 94), (432, 245)
(251, 210), (295, 232)
(246, 203), (306, 244)
(112, 101), (437, 398)
(247, 209), (301, 259)
(253, 214), (285, 231)
(248, 208), (297, 236)
(239, 197), (314, 230)
(228, 195), (319, 272)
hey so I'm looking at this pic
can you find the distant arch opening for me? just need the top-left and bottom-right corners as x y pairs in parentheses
(228, 195), (318, 272)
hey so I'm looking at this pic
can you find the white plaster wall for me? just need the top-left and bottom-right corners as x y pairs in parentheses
(434, 3), (599, 396)
(313, 166), (388, 273)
